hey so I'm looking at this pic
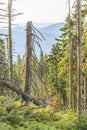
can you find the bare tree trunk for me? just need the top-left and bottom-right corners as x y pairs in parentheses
(24, 21), (32, 94)
(0, 79), (45, 106)
(8, 0), (13, 83)
(68, 0), (73, 109)
(77, 0), (82, 115)
(84, 77), (87, 114)
(0, 64), (1, 78)
(69, 39), (74, 109)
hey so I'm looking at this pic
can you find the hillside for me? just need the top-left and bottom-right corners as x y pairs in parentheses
(36, 23), (64, 56)
(39, 23), (64, 34)
(0, 22), (64, 60)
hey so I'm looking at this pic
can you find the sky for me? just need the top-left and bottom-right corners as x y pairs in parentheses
(1, 0), (75, 24)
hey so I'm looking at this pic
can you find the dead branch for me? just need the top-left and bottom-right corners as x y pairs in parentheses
(0, 9), (7, 12)
(0, 33), (8, 36)
(11, 12), (23, 17)
(33, 34), (42, 42)
(32, 26), (46, 41)
(0, 3), (5, 5)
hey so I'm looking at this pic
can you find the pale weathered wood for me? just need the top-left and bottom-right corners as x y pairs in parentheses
(8, 0), (13, 83)
(24, 21), (32, 94)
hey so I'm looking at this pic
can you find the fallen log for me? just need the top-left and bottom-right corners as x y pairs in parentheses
(0, 79), (45, 106)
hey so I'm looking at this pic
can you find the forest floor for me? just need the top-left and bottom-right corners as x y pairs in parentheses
(0, 96), (87, 130)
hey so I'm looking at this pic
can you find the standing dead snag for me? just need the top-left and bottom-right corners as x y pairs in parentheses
(77, 0), (82, 115)
(7, 0), (23, 84)
(8, 0), (13, 83)
(24, 21), (33, 94)
(68, 0), (73, 109)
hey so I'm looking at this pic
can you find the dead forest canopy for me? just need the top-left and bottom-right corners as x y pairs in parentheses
(1, 0), (87, 130)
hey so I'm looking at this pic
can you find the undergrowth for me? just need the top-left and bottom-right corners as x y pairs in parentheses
(0, 96), (87, 130)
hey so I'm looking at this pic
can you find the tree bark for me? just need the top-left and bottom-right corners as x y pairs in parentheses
(8, 0), (13, 83)
(77, 0), (82, 115)
(24, 21), (32, 94)
(84, 77), (87, 114)
(0, 79), (45, 106)
(68, 0), (73, 109)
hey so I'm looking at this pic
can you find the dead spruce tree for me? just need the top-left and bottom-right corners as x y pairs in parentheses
(68, 0), (73, 110)
(24, 21), (33, 94)
(77, 0), (82, 116)
(8, 0), (23, 84)
(8, 0), (13, 83)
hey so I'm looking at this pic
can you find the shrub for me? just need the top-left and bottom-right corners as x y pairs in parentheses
(76, 114), (87, 130)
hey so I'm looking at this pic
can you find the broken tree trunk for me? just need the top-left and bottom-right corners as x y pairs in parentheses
(0, 79), (45, 106)
(24, 21), (32, 94)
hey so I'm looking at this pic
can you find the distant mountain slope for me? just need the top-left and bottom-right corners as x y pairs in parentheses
(0, 22), (64, 60)
(39, 23), (64, 34)
(36, 22), (64, 56)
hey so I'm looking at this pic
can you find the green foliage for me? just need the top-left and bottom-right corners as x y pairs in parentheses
(55, 112), (78, 130)
(0, 96), (87, 130)
(0, 122), (13, 130)
(76, 114), (87, 130)
(13, 54), (22, 87)
(0, 96), (23, 126)
(0, 39), (8, 79)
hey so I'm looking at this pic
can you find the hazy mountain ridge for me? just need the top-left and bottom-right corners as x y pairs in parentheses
(39, 23), (64, 34)
(36, 22), (64, 56)
(0, 22), (64, 60)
